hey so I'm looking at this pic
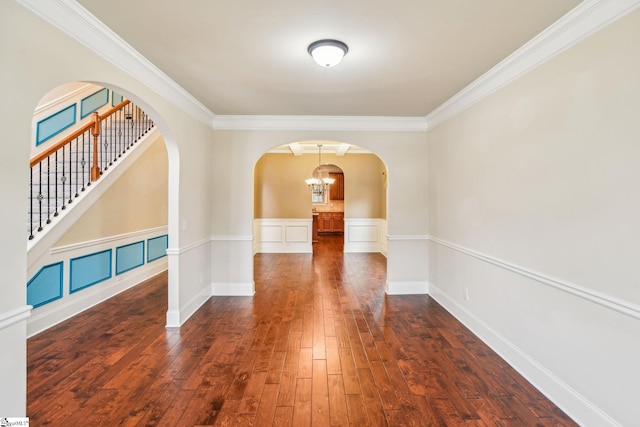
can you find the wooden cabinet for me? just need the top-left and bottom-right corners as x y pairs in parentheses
(312, 214), (318, 242)
(318, 212), (343, 233)
(329, 173), (344, 200)
(332, 212), (344, 232)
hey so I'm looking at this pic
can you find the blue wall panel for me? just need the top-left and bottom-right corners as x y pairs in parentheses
(116, 241), (145, 275)
(112, 91), (124, 106)
(148, 235), (168, 262)
(36, 104), (77, 146)
(27, 262), (63, 308)
(80, 88), (109, 118)
(70, 249), (112, 293)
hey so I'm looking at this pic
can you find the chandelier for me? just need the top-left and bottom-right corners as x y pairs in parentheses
(305, 144), (335, 195)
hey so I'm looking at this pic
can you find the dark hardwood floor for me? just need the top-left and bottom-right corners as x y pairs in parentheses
(27, 235), (577, 426)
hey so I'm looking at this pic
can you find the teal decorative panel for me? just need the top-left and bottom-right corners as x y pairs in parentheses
(112, 91), (124, 106)
(80, 88), (109, 118)
(36, 104), (76, 146)
(148, 235), (168, 262)
(116, 241), (145, 275)
(27, 262), (63, 308)
(70, 249), (112, 293)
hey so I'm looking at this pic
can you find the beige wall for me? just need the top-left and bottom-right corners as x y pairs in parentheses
(55, 134), (168, 246)
(428, 8), (640, 426)
(254, 152), (386, 219)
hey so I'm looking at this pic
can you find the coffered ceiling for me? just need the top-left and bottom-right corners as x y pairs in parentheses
(75, 0), (581, 117)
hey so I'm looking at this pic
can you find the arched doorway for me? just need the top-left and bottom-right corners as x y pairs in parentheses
(25, 81), (179, 336)
(253, 140), (388, 258)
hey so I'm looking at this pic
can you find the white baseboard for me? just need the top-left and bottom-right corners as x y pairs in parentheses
(175, 284), (212, 326)
(28, 261), (167, 337)
(428, 283), (619, 427)
(385, 280), (429, 295)
(212, 281), (255, 296)
(165, 310), (181, 328)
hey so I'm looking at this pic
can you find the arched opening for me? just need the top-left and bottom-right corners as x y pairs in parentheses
(25, 81), (179, 336)
(253, 139), (388, 263)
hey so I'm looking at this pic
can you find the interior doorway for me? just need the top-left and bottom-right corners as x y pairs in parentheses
(312, 164), (344, 249)
(253, 140), (387, 257)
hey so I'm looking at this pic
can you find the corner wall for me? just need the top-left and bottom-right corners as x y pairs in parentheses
(427, 8), (640, 426)
(1, 1), (215, 414)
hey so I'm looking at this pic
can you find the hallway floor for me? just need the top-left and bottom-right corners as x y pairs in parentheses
(27, 235), (576, 425)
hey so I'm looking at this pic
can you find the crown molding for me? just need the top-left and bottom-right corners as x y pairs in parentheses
(426, 0), (640, 129)
(16, 0), (640, 133)
(212, 115), (428, 132)
(16, 0), (216, 126)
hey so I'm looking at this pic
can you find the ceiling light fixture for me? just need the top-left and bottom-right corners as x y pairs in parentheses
(306, 144), (335, 196)
(308, 39), (348, 67)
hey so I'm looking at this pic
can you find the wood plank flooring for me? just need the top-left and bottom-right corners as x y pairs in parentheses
(27, 235), (577, 426)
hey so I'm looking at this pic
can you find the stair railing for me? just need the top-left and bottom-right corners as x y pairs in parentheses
(29, 100), (155, 240)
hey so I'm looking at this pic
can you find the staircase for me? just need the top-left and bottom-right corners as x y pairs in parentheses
(29, 101), (155, 240)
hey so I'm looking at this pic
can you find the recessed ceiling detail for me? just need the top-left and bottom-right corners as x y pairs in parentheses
(275, 142), (360, 155)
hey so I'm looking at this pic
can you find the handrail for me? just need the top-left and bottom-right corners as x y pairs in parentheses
(29, 100), (131, 167)
(28, 98), (153, 240)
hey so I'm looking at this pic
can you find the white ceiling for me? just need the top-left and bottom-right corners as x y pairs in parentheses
(75, 0), (580, 117)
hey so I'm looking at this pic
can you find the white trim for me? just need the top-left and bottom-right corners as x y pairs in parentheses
(166, 310), (181, 328)
(387, 234), (430, 241)
(166, 237), (211, 256)
(166, 235), (253, 257)
(0, 306), (32, 331)
(385, 280), (429, 295)
(175, 284), (212, 326)
(16, 0), (640, 133)
(212, 281), (256, 296)
(50, 226), (167, 255)
(429, 236), (640, 321)
(211, 235), (253, 241)
(426, 0), (640, 129)
(212, 115), (428, 132)
(428, 283), (620, 427)
(16, 0), (215, 126)
(34, 83), (95, 116)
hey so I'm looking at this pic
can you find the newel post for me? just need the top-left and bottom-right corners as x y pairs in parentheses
(90, 111), (101, 181)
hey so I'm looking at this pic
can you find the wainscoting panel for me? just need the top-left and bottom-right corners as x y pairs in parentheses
(27, 262), (63, 308)
(80, 87), (109, 118)
(254, 219), (312, 253)
(28, 226), (168, 337)
(344, 219), (387, 253)
(285, 225), (308, 243)
(259, 225), (283, 243)
(70, 249), (112, 293)
(147, 235), (168, 262)
(36, 104), (76, 145)
(115, 241), (145, 275)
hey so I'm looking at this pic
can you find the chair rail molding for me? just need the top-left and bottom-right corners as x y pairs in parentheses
(429, 236), (640, 320)
(0, 306), (32, 331)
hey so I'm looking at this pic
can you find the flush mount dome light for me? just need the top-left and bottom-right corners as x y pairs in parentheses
(308, 39), (348, 67)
